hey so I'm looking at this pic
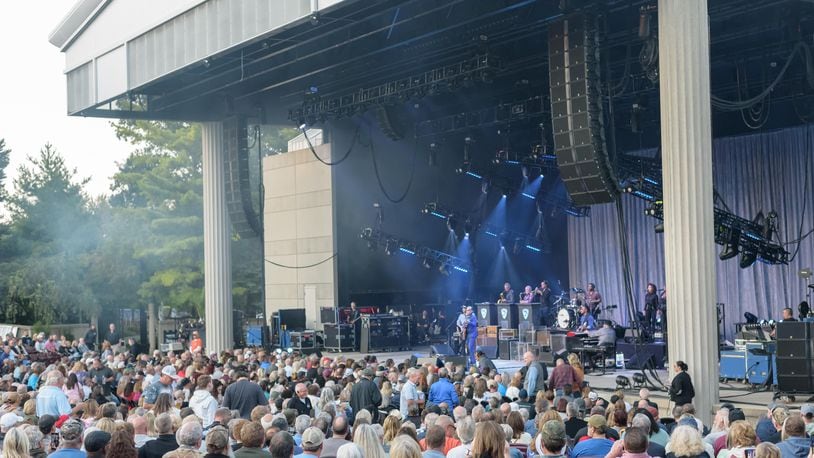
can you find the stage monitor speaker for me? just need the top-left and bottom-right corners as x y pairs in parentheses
(415, 357), (438, 367)
(431, 343), (456, 357)
(479, 345), (498, 359)
(320, 307), (337, 325)
(776, 357), (813, 376)
(777, 340), (811, 358)
(443, 356), (468, 367)
(777, 374), (814, 393)
(625, 351), (655, 370)
(550, 333), (567, 354)
(539, 349), (555, 366)
(548, 13), (618, 206)
(499, 339), (517, 360)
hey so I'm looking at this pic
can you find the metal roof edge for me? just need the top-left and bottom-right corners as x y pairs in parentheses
(48, 0), (106, 49)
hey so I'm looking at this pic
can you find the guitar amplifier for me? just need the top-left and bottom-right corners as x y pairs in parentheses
(499, 338), (518, 360)
(499, 329), (518, 340)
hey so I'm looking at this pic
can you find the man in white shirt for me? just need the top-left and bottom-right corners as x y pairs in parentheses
(399, 368), (423, 419)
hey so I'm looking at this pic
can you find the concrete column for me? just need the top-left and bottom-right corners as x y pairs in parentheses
(147, 302), (156, 352)
(658, 0), (718, 423)
(201, 122), (233, 355)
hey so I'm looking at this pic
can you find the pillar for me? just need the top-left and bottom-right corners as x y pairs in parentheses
(147, 302), (156, 352)
(659, 0), (718, 423)
(201, 122), (233, 355)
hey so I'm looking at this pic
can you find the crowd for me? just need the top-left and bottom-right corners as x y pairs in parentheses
(0, 324), (809, 458)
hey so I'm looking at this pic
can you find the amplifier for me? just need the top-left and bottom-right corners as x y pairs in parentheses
(536, 329), (551, 347)
(290, 330), (316, 350)
(485, 326), (499, 337)
(499, 338), (518, 360)
(499, 329), (518, 340)
(324, 324), (354, 351)
(476, 335), (497, 347)
(159, 343), (184, 352)
(511, 341), (531, 361)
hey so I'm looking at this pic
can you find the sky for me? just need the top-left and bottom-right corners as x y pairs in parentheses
(0, 1), (133, 199)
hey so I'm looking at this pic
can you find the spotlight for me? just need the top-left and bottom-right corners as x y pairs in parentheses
(521, 166), (529, 179)
(464, 219), (474, 236)
(447, 216), (458, 232)
(298, 123), (307, 131)
(428, 142), (438, 167)
(309, 12), (320, 25)
(654, 222), (664, 233)
(481, 182), (490, 195)
(632, 372), (647, 388)
(719, 227), (740, 261)
(384, 239), (397, 256)
(422, 258), (432, 269)
(739, 250), (757, 269)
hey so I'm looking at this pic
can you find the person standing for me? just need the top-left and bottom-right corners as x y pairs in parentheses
(36, 372), (72, 417)
(464, 306), (478, 365)
(522, 351), (548, 399)
(585, 283), (602, 315)
(289, 383), (314, 417)
(399, 368), (423, 419)
(350, 368), (381, 423)
(668, 361), (695, 407)
(548, 356), (577, 394)
(644, 284), (660, 336)
(498, 282), (515, 304)
(84, 324), (98, 351)
(535, 281), (554, 326)
(105, 323), (120, 352)
(222, 370), (267, 419)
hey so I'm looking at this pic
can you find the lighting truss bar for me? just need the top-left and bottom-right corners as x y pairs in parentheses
(360, 228), (472, 272)
(415, 95), (547, 138)
(288, 53), (498, 123)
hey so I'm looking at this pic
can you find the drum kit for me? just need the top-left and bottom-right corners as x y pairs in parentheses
(554, 287), (585, 329)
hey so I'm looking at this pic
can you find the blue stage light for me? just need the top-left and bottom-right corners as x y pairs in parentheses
(453, 266), (468, 273)
(399, 247), (415, 255)
(525, 245), (541, 252)
(465, 171), (482, 179)
(521, 193), (536, 200)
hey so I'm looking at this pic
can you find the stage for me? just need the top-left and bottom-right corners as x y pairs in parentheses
(322, 345), (790, 422)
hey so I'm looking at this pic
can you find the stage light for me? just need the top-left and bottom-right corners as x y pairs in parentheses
(502, 194), (507, 199)
(739, 250), (757, 268)
(522, 166), (529, 179)
(525, 245), (541, 253)
(399, 247), (415, 256)
(481, 182), (490, 194)
(465, 171), (482, 180)
(654, 222), (664, 233)
(428, 142), (438, 167)
(719, 227), (740, 261)
(464, 219), (474, 236)
(632, 372), (647, 387)
(298, 123), (307, 131)
(522, 192), (536, 200)
(422, 258), (432, 269)
(384, 239), (397, 256)
(453, 266), (468, 273)
(447, 217), (458, 232)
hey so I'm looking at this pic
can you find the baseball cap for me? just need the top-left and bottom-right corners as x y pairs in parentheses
(60, 419), (84, 442)
(302, 427), (325, 448)
(539, 419), (566, 442)
(84, 430), (111, 452)
(588, 392), (598, 401)
(587, 415), (607, 429)
(802, 404), (814, 417)
(518, 389), (528, 399)
(161, 366), (180, 380)
(0, 413), (23, 429)
(363, 367), (375, 378)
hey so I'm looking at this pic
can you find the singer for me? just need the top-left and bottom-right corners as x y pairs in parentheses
(497, 282), (514, 304)
(464, 306), (478, 365)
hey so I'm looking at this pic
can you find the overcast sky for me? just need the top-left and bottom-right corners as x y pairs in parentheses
(0, 1), (132, 200)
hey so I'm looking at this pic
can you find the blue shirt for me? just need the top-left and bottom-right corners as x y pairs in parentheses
(579, 314), (597, 330)
(47, 448), (87, 458)
(466, 315), (478, 335)
(36, 385), (72, 417)
(571, 438), (613, 458)
(28, 373), (40, 390)
(428, 377), (459, 408)
(525, 364), (540, 395)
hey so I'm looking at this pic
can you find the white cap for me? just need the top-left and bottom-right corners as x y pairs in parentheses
(0, 413), (23, 429)
(161, 366), (180, 380)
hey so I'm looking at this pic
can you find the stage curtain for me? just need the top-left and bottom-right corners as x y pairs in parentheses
(568, 124), (814, 339)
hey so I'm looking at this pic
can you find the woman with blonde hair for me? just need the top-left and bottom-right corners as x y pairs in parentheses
(96, 417), (116, 434)
(666, 425), (709, 457)
(754, 442), (780, 458)
(472, 421), (508, 458)
(567, 353), (585, 388)
(382, 413), (402, 446)
(718, 420), (757, 458)
(353, 423), (387, 458)
(2, 427), (30, 458)
(380, 381), (393, 408)
(389, 434), (422, 458)
(22, 399), (37, 424)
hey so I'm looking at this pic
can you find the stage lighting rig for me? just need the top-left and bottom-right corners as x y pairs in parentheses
(415, 96), (547, 138)
(359, 228), (472, 274)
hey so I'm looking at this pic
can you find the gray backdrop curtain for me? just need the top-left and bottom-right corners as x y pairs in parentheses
(568, 124), (814, 340)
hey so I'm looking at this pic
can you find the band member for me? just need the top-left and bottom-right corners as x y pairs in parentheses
(585, 283), (602, 314)
(576, 305), (597, 332)
(535, 280), (554, 326)
(644, 283), (660, 335)
(781, 307), (797, 322)
(519, 285), (534, 304)
(464, 306), (478, 365)
(346, 301), (360, 324)
(455, 306), (468, 354)
(497, 282), (515, 304)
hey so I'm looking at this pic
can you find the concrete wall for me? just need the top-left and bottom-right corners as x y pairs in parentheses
(263, 143), (336, 330)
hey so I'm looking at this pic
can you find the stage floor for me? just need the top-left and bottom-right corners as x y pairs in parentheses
(322, 346), (790, 421)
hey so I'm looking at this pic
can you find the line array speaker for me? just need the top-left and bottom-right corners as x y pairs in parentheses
(776, 321), (814, 392)
(548, 14), (618, 205)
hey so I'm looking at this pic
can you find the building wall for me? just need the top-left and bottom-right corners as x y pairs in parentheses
(263, 143), (336, 330)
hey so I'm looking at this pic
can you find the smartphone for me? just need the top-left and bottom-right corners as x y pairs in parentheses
(744, 449), (755, 458)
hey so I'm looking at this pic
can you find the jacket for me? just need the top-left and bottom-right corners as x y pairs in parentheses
(350, 377), (382, 421)
(428, 377), (459, 408)
(776, 437), (809, 458)
(139, 434), (180, 458)
(669, 371), (694, 406)
(189, 389), (218, 427)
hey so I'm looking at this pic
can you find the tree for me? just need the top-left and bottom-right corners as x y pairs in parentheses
(0, 139), (10, 202)
(0, 144), (99, 324)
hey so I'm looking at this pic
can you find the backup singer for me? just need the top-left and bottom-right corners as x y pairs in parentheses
(464, 306), (478, 365)
(585, 283), (602, 314)
(497, 282), (515, 304)
(644, 283), (660, 334)
(519, 285), (534, 304)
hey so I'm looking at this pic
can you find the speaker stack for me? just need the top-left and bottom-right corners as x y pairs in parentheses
(548, 13), (618, 206)
(776, 321), (814, 393)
